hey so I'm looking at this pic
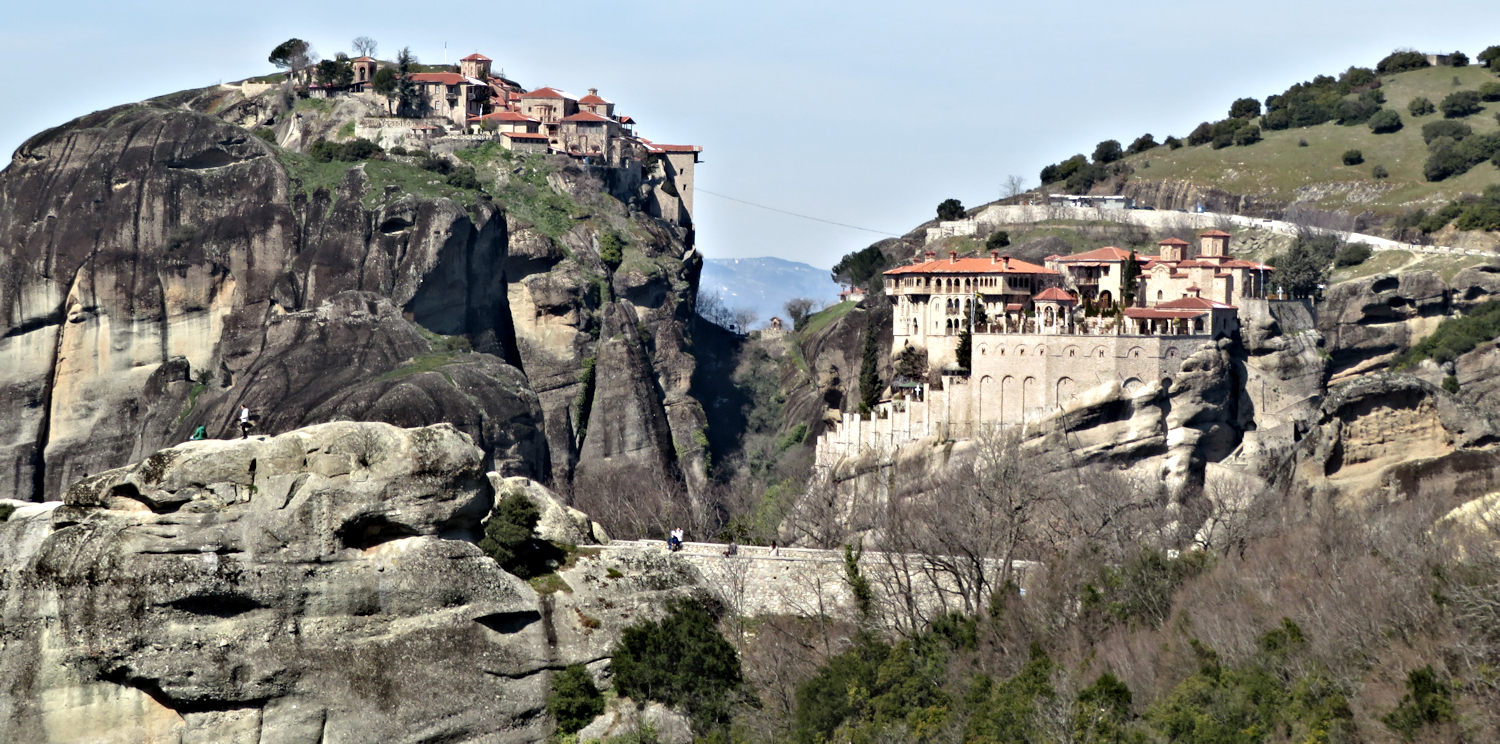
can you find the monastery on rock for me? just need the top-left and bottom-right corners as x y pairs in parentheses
(816, 231), (1275, 465)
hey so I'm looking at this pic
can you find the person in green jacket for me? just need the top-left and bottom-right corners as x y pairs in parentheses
(190, 425), (207, 441)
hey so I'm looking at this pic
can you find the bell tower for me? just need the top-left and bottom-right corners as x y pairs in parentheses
(460, 53), (492, 79)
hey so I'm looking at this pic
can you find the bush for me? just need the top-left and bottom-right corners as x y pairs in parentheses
(1377, 50), (1432, 74)
(1163, 135), (1182, 150)
(1441, 90), (1483, 118)
(1334, 243), (1373, 267)
(1480, 82), (1500, 102)
(253, 128), (277, 145)
(1368, 108), (1403, 133)
(1449, 51), (1470, 67)
(1409, 96), (1436, 116)
(936, 198), (964, 221)
(1229, 97), (1261, 119)
(1298, 137), (1309, 147)
(1126, 134), (1157, 154)
(612, 599), (744, 730)
(1065, 163), (1108, 193)
(445, 166), (482, 190)
(1381, 666), (1456, 741)
(1342, 149), (1364, 166)
(1454, 185), (1500, 231)
(387, 145), (407, 156)
(1373, 164), (1390, 179)
(598, 230), (625, 270)
(1423, 119), (1473, 144)
(1233, 125), (1262, 146)
(1211, 133), (1233, 149)
(478, 491), (561, 579)
(548, 664), (605, 734)
(1336, 93), (1383, 125)
(1187, 122), (1214, 146)
(985, 230), (1010, 250)
(1444, 375), (1461, 394)
(1395, 298), (1500, 368)
(1092, 139), (1123, 164)
(1424, 132), (1500, 181)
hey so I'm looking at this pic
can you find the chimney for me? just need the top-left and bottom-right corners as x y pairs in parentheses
(991, 250), (999, 264)
(949, 251), (957, 264)
(925, 251), (936, 261)
(1002, 254), (1011, 270)
(589, 87), (598, 96)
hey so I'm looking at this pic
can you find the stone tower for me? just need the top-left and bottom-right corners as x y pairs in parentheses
(1199, 230), (1231, 258)
(351, 57), (377, 84)
(460, 53), (492, 79)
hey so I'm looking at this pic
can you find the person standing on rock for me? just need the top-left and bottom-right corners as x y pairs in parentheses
(668, 527), (683, 552)
(239, 406), (252, 439)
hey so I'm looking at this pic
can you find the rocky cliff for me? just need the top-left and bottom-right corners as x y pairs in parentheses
(0, 91), (707, 502)
(0, 421), (708, 743)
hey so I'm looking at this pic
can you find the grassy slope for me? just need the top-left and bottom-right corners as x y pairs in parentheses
(1120, 65), (1500, 215)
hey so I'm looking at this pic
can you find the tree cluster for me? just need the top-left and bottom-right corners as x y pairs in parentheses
(830, 243), (892, 289)
(1376, 49), (1431, 74)
(1422, 120), (1500, 182)
(1272, 231), (1342, 297)
(611, 599), (746, 732)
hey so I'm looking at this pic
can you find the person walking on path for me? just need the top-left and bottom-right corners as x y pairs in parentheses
(239, 406), (252, 439)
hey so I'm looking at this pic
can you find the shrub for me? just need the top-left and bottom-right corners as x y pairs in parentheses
(308, 137), (384, 163)
(1187, 122), (1214, 146)
(1233, 125), (1262, 146)
(1377, 50), (1431, 74)
(1228, 97), (1261, 119)
(1441, 90), (1483, 118)
(1444, 375), (1461, 394)
(1480, 82), (1500, 102)
(936, 198), (964, 221)
(1454, 185), (1500, 231)
(1381, 666), (1456, 741)
(985, 230), (1010, 250)
(1092, 139), (1123, 164)
(1163, 135), (1182, 150)
(445, 166), (482, 190)
(1065, 163), (1108, 193)
(1449, 51), (1470, 67)
(478, 491), (561, 579)
(1334, 243), (1372, 267)
(0, 503), (15, 522)
(1298, 137), (1309, 147)
(1409, 96), (1436, 116)
(598, 230), (625, 270)
(1480, 45), (1500, 69)
(1424, 132), (1500, 181)
(387, 145), (407, 156)
(1342, 149), (1364, 166)
(1423, 119), (1473, 144)
(1368, 108), (1403, 133)
(1211, 133), (1233, 149)
(1395, 298), (1500, 367)
(1373, 164), (1390, 179)
(612, 599), (744, 730)
(1126, 134), (1157, 154)
(548, 664), (605, 734)
(1336, 93), (1383, 125)
(253, 128), (277, 145)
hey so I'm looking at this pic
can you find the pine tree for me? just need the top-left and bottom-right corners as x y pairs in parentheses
(1120, 252), (1141, 308)
(859, 316), (881, 415)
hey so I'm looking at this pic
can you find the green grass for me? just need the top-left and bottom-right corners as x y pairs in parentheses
(1330, 249), (1411, 283)
(1117, 65), (1500, 217)
(530, 574), (573, 595)
(1406, 253), (1496, 282)
(801, 300), (856, 337)
(246, 73), (288, 84)
(1394, 298), (1500, 368)
(360, 159), (481, 209)
(336, 121), (355, 139)
(173, 382), (209, 427)
(273, 148), (356, 198)
(294, 98), (335, 115)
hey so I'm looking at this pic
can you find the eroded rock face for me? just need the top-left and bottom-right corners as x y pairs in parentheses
(0, 422), (555, 743)
(1289, 374), (1500, 505)
(1320, 271), (1459, 379)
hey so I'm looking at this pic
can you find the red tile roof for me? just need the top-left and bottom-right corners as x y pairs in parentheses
(1200, 230), (1232, 238)
(521, 87), (573, 99)
(1157, 296), (1236, 310)
(1053, 246), (1135, 262)
(885, 256), (1059, 276)
(1123, 308), (1207, 320)
(1033, 287), (1077, 302)
(410, 72), (468, 85)
(461, 53), (491, 61)
(352, 56), (377, 63)
(503, 132), (550, 140)
(561, 110), (614, 123)
(1158, 237), (1190, 246)
(578, 93), (611, 104)
(618, 115), (635, 124)
(644, 143), (703, 154)
(468, 111), (538, 122)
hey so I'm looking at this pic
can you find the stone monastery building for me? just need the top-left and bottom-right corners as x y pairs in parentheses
(816, 231), (1275, 466)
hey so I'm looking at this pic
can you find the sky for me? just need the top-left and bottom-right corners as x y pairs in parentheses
(4, 1), (1500, 270)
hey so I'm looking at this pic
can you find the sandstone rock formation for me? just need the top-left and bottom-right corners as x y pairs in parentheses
(0, 422), (709, 743)
(0, 93), (707, 502)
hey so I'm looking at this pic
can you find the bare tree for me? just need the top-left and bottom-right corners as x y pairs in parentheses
(351, 36), (378, 58)
(1003, 174), (1027, 199)
(696, 289), (735, 328)
(732, 307), (760, 333)
(783, 297), (818, 332)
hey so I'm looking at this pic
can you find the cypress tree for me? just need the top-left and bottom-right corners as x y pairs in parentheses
(859, 315), (881, 415)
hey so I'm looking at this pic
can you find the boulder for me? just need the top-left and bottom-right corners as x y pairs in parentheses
(489, 474), (602, 545)
(576, 698), (693, 744)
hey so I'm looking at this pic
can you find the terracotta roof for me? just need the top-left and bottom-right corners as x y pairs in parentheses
(521, 87), (573, 99)
(461, 53), (491, 61)
(561, 110), (614, 123)
(410, 72), (468, 85)
(885, 256), (1059, 276)
(618, 115), (635, 124)
(503, 132), (550, 140)
(1034, 287), (1077, 302)
(1123, 308), (1207, 320)
(1158, 238), (1190, 246)
(1157, 296), (1236, 310)
(1221, 259), (1275, 270)
(1005, 303), (1025, 311)
(468, 111), (538, 122)
(644, 143), (703, 154)
(578, 93), (612, 104)
(352, 56), (376, 63)
(1053, 246), (1135, 262)
(1200, 230), (1232, 238)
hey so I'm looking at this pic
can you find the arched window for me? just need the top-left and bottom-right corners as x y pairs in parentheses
(1157, 290), (1163, 300)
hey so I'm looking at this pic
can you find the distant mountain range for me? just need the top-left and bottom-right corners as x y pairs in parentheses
(699, 257), (844, 328)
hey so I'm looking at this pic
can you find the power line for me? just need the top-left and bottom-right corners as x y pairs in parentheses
(695, 188), (903, 237)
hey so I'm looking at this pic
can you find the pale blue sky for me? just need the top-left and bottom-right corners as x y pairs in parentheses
(4, 1), (1498, 269)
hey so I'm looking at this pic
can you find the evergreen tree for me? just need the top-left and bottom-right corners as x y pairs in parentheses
(1120, 251), (1141, 308)
(956, 328), (972, 370)
(859, 315), (881, 414)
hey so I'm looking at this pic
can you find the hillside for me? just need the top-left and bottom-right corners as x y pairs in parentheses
(1038, 52), (1500, 245)
(699, 256), (842, 327)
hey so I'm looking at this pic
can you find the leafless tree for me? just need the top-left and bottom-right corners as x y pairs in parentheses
(732, 307), (760, 333)
(351, 36), (378, 58)
(569, 467), (704, 540)
(783, 297), (818, 331)
(696, 289), (735, 328)
(1003, 174), (1027, 199)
